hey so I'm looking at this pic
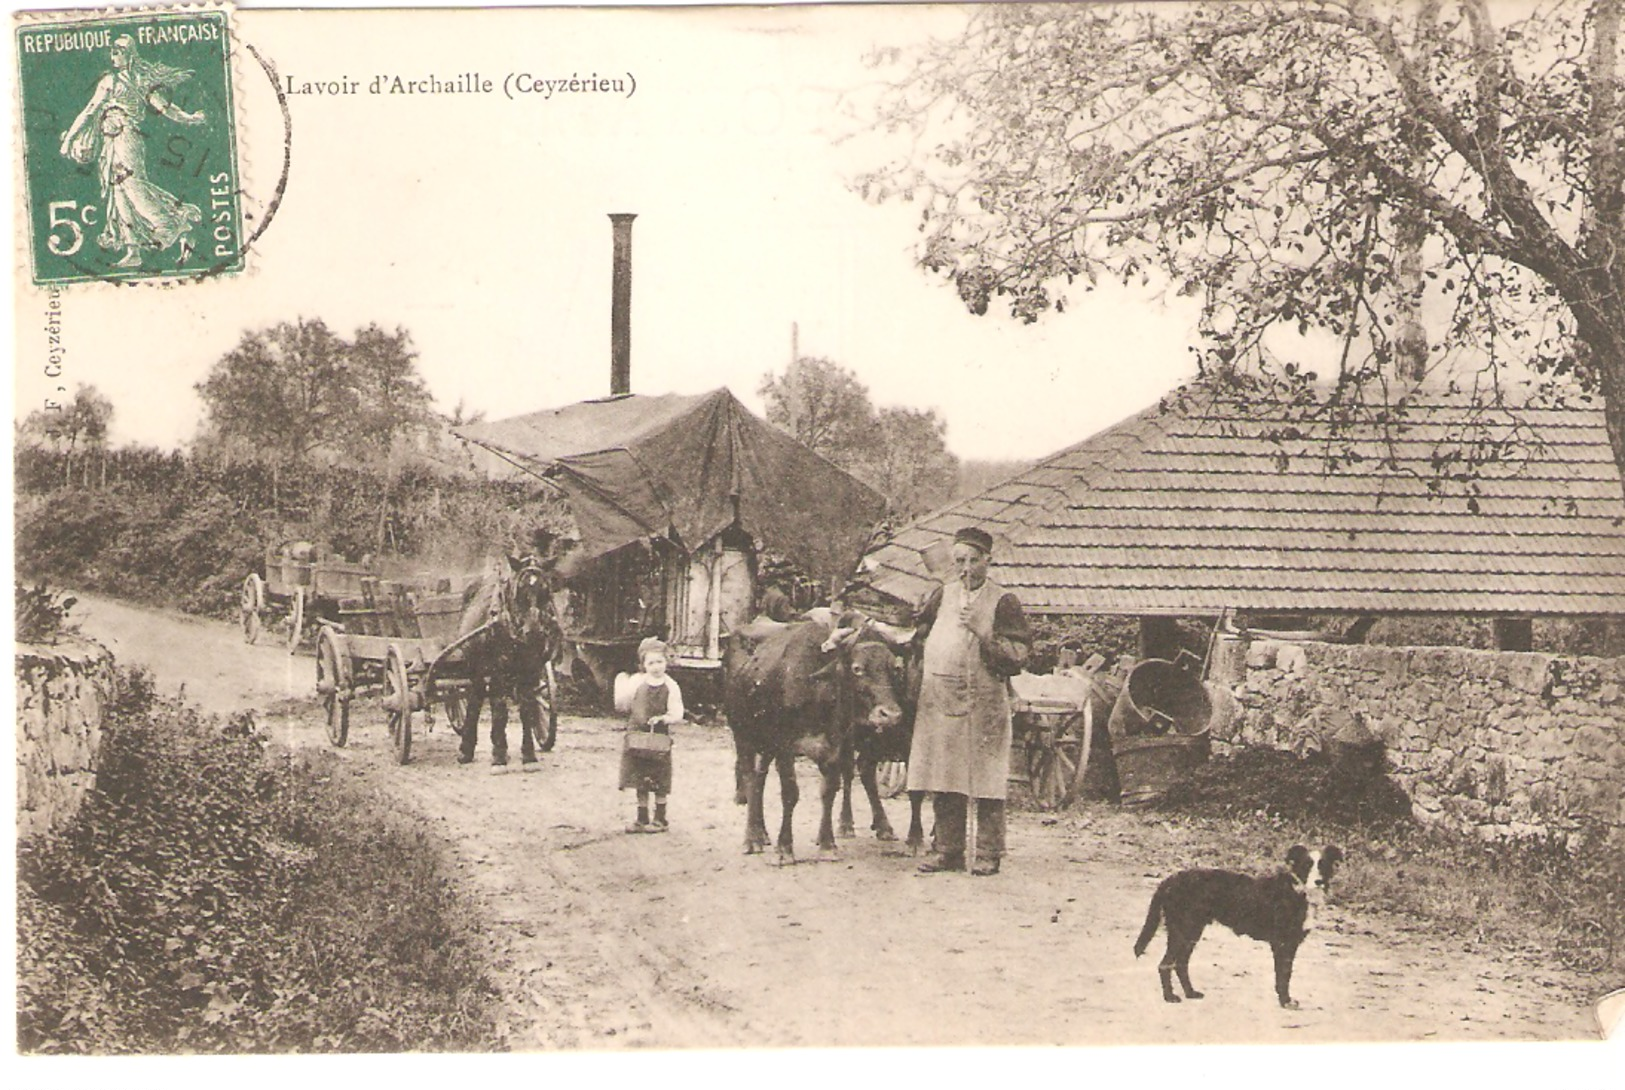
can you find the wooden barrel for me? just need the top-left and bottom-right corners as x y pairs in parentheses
(1113, 731), (1212, 807)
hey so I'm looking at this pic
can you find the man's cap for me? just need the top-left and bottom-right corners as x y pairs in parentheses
(952, 526), (994, 555)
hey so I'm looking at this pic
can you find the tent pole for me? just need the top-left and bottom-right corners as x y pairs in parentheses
(708, 544), (724, 660)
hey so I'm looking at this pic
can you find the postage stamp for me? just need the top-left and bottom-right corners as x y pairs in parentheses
(16, 8), (243, 285)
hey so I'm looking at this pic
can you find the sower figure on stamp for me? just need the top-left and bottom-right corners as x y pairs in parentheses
(59, 34), (205, 269)
(909, 525), (1030, 877)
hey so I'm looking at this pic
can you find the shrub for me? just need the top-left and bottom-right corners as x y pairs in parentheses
(15, 581), (78, 644)
(17, 668), (498, 1053)
(1156, 747), (1413, 830)
(15, 448), (567, 620)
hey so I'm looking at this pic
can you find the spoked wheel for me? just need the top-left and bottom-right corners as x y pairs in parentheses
(1023, 702), (1093, 811)
(240, 574), (264, 645)
(877, 760), (909, 799)
(443, 688), (470, 740)
(315, 627), (351, 747)
(383, 644), (415, 765)
(286, 587), (306, 653)
(536, 660), (560, 752)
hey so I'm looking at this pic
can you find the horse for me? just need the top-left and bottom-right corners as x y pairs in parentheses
(450, 553), (561, 768)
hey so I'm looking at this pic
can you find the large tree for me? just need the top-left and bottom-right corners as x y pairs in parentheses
(197, 318), (356, 464)
(760, 355), (959, 517)
(18, 384), (113, 485)
(860, 0), (1625, 493)
(760, 355), (882, 464)
(866, 406), (960, 519)
(19, 383), (112, 457)
(196, 319), (438, 467)
(348, 323), (436, 459)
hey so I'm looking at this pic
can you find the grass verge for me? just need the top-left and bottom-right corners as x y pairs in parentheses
(17, 667), (500, 1054)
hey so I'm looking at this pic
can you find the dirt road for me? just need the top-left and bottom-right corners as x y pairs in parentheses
(72, 592), (1609, 1048)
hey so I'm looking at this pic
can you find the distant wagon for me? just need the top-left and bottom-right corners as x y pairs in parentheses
(454, 388), (886, 699)
(240, 541), (378, 651)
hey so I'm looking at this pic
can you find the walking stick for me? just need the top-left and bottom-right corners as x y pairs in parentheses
(966, 791), (978, 875)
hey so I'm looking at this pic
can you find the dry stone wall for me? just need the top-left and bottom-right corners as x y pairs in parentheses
(1215, 638), (1625, 847)
(16, 636), (114, 841)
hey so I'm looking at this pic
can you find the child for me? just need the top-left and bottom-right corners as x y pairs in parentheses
(618, 637), (683, 833)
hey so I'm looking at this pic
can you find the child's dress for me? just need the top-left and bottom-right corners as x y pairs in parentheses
(618, 673), (681, 793)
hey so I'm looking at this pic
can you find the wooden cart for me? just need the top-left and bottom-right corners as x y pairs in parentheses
(313, 574), (559, 765)
(1008, 667), (1117, 811)
(240, 543), (376, 652)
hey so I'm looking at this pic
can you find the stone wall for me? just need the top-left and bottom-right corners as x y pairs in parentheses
(16, 636), (115, 841)
(1214, 637), (1625, 846)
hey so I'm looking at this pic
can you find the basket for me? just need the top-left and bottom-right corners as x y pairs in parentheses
(624, 730), (672, 755)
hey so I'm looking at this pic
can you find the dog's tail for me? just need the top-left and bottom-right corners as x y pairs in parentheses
(1133, 880), (1167, 958)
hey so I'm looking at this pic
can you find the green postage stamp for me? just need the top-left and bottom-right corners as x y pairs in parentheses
(16, 9), (243, 284)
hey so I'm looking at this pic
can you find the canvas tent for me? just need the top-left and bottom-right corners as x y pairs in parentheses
(454, 388), (885, 678)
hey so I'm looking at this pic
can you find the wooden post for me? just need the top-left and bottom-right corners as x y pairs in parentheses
(1138, 616), (1181, 661)
(707, 544), (724, 660)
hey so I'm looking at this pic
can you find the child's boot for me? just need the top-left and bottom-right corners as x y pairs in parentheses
(626, 804), (650, 834)
(652, 802), (668, 832)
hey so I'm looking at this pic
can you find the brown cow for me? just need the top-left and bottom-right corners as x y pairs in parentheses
(724, 616), (905, 862)
(838, 628), (927, 851)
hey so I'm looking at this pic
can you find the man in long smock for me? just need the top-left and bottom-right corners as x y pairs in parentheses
(909, 525), (1031, 876)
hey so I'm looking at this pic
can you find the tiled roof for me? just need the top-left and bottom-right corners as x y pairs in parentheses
(856, 388), (1625, 617)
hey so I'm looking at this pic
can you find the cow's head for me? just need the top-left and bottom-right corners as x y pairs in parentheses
(847, 638), (906, 731)
(811, 616), (907, 738)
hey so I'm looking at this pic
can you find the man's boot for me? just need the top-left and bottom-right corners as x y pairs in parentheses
(917, 852), (964, 874)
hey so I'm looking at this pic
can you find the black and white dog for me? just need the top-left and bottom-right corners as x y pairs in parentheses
(1134, 845), (1344, 1010)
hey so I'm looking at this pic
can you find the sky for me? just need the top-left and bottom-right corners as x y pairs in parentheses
(10, 1), (1205, 464)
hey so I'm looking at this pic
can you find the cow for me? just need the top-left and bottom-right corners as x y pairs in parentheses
(724, 615), (906, 863)
(837, 624), (927, 852)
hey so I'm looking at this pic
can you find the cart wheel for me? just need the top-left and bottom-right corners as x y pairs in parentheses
(1068, 700), (1096, 805)
(286, 587), (306, 653)
(241, 574), (264, 644)
(443, 689), (469, 740)
(316, 627), (351, 747)
(1026, 711), (1088, 811)
(536, 660), (560, 752)
(383, 645), (414, 765)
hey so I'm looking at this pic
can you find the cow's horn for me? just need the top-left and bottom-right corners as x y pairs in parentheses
(821, 626), (856, 653)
